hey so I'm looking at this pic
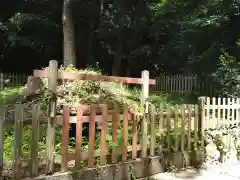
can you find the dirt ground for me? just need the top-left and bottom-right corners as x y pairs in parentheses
(151, 163), (240, 180)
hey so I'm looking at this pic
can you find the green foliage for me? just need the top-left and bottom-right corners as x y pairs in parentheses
(0, 87), (25, 105)
(212, 41), (240, 97)
(38, 65), (142, 114)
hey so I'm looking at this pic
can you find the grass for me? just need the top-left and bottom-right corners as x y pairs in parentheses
(0, 86), (25, 105)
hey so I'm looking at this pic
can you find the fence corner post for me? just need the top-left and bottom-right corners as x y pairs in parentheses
(198, 96), (206, 156)
(45, 60), (58, 175)
(141, 70), (149, 158)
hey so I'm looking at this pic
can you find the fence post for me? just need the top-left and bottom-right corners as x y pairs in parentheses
(45, 60), (58, 174)
(198, 96), (206, 152)
(13, 104), (23, 180)
(141, 70), (149, 158)
(30, 104), (40, 177)
(0, 107), (5, 179)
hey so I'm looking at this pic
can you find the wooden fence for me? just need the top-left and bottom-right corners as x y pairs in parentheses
(0, 102), (204, 179)
(152, 74), (215, 97)
(0, 73), (28, 90)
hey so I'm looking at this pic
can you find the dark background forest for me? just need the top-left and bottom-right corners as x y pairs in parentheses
(1, 0), (240, 92)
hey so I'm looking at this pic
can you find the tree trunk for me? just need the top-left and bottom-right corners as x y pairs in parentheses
(62, 0), (76, 66)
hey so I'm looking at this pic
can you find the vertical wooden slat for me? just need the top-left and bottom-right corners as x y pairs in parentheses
(217, 98), (221, 129)
(76, 104), (83, 168)
(227, 98), (231, 151)
(212, 97), (216, 129)
(13, 104), (23, 180)
(187, 105), (192, 151)
(222, 98), (226, 127)
(122, 104), (128, 162)
(132, 114), (137, 159)
(100, 104), (108, 165)
(30, 104), (40, 177)
(232, 98), (235, 126)
(237, 98), (240, 129)
(198, 97), (206, 150)
(0, 107), (5, 179)
(159, 104), (164, 154)
(227, 98), (231, 122)
(150, 106), (156, 156)
(61, 105), (70, 172)
(141, 114), (148, 158)
(194, 105), (198, 139)
(174, 105), (179, 153)
(206, 97), (210, 129)
(88, 105), (96, 168)
(45, 60), (58, 174)
(180, 105), (185, 152)
(167, 105), (171, 151)
(111, 103), (119, 163)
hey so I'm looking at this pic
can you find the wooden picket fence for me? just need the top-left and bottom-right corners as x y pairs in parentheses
(0, 102), (205, 179)
(153, 74), (215, 97)
(202, 97), (240, 129)
(201, 97), (240, 159)
(0, 73), (28, 90)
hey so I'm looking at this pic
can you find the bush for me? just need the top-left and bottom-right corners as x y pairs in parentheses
(212, 40), (240, 97)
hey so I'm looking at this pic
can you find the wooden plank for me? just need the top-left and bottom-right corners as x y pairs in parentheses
(217, 98), (221, 128)
(75, 105), (83, 168)
(180, 105), (185, 152)
(167, 105), (171, 151)
(13, 104), (23, 180)
(187, 105), (192, 151)
(150, 107), (156, 156)
(141, 70), (149, 113)
(61, 106), (70, 172)
(100, 104), (108, 165)
(4, 113), (132, 125)
(45, 60), (58, 174)
(237, 98), (240, 134)
(212, 97), (216, 129)
(30, 104), (40, 177)
(88, 105), (96, 168)
(206, 97), (210, 129)
(122, 104), (128, 162)
(174, 105), (179, 153)
(34, 70), (156, 85)
(111, 103), (119, 163)
(159, 104), (164, 154)
(0, 107), (5, 179)
(140, 70), (149, 158)
(194, 105), (198, 139)
(10, 143), (146, 167)
(141, 113), (148, 158)
(232, 98), (235, 126)
(132, 114), (137, 159)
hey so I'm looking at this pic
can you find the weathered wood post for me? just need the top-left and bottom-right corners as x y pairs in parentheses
(13, 104), (23, 180)
(30, 104), (40, 177)
(45, 60), (58, 174)
(198, 96), (206, 162)
(141, 70), (149, 158)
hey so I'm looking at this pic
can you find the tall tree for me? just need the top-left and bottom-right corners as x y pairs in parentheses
(63, 0), (76, 66)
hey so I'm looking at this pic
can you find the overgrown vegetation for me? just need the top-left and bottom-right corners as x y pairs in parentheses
(1, 66), (203, 168)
